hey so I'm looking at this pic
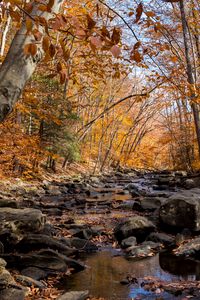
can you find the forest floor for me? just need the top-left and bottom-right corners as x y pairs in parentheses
(1, 169), (200, 299)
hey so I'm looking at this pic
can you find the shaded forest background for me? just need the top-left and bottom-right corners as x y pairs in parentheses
(0, 0), (199, 179)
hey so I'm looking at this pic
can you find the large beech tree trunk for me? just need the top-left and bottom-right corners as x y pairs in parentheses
(0, 0), (63, 122)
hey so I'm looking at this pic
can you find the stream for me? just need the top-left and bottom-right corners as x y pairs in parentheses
(1, 171), (200, 299)
(52, 172), (200, 299)
(59, 251), (193, 300)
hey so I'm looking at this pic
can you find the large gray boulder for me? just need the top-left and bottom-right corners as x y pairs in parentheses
(0, 208), (46, 236)
(159, 195), (200, 230)
(114, 216), (155, 242)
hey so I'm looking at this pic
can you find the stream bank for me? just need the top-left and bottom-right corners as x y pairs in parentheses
(1, 170), (200, 299)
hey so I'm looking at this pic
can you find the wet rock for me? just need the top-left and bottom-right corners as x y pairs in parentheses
(0, 287), (26, 300)
(175, 171), (187, 177)
(126, 241), (161, 258)
(121, 236), (137, 249)
(0, 266), (15, 287)
(0, 199), (18, 208)
(21, 267), (47, 280)
(118, 201), (134, 210)
(16, 234), (75, 256)
(15, 274), (46, 288)
(68, 227), (99, 240)
(40, 223), (57, 236)
(90, 176), (101, 184)
(173, 237), (200, 257)
(125, 184), (141, 197)
(42, 208), (62, 216)
(2, 251), (67, 274)
(35, 249), (85, 272)
(157, 175), (175, 185)
(185, 179), (195, 189)
(159, 196), (200, 231)
(147, 232), (175, 247)
(0, 261), (26, 299)
(46, 186), (62, 196)
(61, 237), (98, 252)
(114, 216), (155, 243)
(57, 290), (89, 300)
(133, 197), (166, 212)
(0, 259), (6, 267)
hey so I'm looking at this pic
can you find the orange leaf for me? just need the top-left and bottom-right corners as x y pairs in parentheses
(49, 44), (56, 57)
(33, 29), (42, 41)
(42, 36), (50, 51)
(111, 27), (121, 44)
(59, 70), (67, 84)
(57, 62), (62, 72)
(130, 50), (142, 62)
(63, 49), (70, 61)
(110, 45), (121, 58)
(24, 43), (37, 56)
(134, 41), (141, 51)
(38, 4), (48, 12)
(90, 36), (102, 48)
(101, 26), (110, 38)
(87, 14), (96, 29)
(145, 11), (155, 17)
(135, 3), (143, 23)
(76, 29), (86, 39)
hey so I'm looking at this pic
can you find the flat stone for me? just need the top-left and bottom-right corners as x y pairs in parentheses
(147, 232), (174, 247)
(62, 237), (98, 252)
(0, 199), (18, 208)
(2, 251), (67, 274)
(16, 234), (75, 256)
(15, 274), (46, 288)
(21, 267), (47, 280)
(126, 242), (161, 259)
(121, 236), (137, 249)
(36, 249), (85, 272)
(57, 291), (89, 300)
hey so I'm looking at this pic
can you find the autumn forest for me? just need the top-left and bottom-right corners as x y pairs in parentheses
(0, 0), (199, 179)
(1, 1), (200, 300)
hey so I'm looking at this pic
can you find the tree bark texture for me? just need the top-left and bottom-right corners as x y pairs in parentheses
(0, 0), (63, 122)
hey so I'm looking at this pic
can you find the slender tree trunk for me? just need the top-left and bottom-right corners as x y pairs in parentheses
(179, 0), (200, 156)
(0, 5), (12, 57)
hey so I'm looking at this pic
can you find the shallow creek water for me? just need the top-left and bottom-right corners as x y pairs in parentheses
(58, 175), (200, 299)
(59, 249), (200, 299)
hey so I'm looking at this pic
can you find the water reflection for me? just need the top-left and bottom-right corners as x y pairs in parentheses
(58, 251), (188, 299)
(160, 252), (200, 280)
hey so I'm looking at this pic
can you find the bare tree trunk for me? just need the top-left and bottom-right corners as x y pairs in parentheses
(0, 0), (63, 122)
(179, 0), (200, 156)
(0, 5), (12, 57)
